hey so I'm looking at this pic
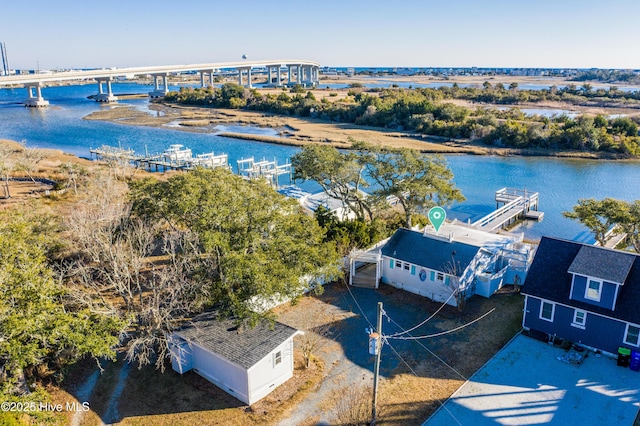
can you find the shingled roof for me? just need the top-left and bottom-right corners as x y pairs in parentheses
(523, 236), (640, 324)
(174, 312), (300, 369)
(568, 244), (635, 284)
(381, 228), (480, 275)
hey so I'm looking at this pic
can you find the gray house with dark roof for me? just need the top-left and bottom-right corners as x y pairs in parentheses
(522, 236), (640, 355)
(169, 312), (302, 405)
(379, 227), (529, 306)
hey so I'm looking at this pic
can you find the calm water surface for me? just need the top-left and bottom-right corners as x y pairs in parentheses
(1, 84), (639, 242)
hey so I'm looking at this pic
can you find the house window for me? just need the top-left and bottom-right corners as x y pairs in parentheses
(571, 310), (587, 329)
(539, 301), (555, 322)
(625, 325), (640, 347)
(403, 263), (410, 271)
(585, 279), (602, 302)
(273, 351), (282, 366)
(395, 260), (402, 269)
(436, 272), (444, 282)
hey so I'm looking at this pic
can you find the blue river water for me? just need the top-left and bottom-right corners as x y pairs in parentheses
(1, 83), (639, 243)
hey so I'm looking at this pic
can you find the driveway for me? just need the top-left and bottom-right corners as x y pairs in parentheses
(275, 281), (525, 425)
(425, 333), (640, 426)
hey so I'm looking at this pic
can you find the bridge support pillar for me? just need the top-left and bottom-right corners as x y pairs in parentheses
(24, 82), (49, 107)
(95, 77), (118, 103)
(237, 67), (252, 88)
(149, 74), (170, 98)
(198, 70), (215, 87)
(265, 64), (283, 87)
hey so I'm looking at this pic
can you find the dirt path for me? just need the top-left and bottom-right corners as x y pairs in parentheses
(101, 362), (131, 425)
(276, 282), (380, 425)
(69, 370), (100, 426)
(279, 340), (373, 425)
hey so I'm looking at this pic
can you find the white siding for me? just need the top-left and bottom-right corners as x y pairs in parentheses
(247, 338), (295, 404)
(191, 344), (250, 404)
(169, 337), (193, 374)
(381, 255), (456, 306)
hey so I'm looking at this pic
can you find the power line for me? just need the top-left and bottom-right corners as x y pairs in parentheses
(386, 308), (496, 341)
(341, 278), (375, 330)
(384, 313), (468, 382)
(385, 290), (456, 338)
(383, 337), (463, 426)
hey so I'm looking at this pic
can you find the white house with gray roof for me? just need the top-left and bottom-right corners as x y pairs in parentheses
(169, 312), (302, 405)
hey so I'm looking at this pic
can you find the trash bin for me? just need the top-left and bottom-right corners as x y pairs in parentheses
(618, 347), (631, 367)
(630, 350), (640, 372)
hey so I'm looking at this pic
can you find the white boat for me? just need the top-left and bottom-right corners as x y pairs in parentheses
(163, 144), (192, 161)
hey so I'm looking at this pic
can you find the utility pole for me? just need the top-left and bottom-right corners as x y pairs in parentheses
(371, 301), (383, 425)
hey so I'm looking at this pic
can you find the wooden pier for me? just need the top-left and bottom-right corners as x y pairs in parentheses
(89, 145), (293, 187)
(237, 157), (292, 188)
(472, 188), (543, 232)
(90, 145), (231, 172)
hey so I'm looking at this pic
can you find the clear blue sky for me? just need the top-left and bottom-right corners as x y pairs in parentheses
(2, 0), (639, 70)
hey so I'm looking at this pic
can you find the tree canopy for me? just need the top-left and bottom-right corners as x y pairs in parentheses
(356, 142), (465, 227)
(563, 198), (640, 249)
(0, 211), (124, 397)
(292, 142), (464, 228)
(166, 83), (640, 157)
(128, 168), (341, 324)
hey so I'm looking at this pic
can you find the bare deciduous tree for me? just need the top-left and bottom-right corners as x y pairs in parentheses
(0, 144), (15, 198)
(125, 230), (209, 371)
(16, 141), (46, 183)
(298, 311), (336, 369)
(330, 385), (376, 426)
(58, 161), (88, 195)
(65, 171), (209, 370)
(444, 254), (468, 312)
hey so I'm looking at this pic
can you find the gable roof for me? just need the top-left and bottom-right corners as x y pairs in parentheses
(381, 228), (481, 275)
(568, 244), (635, 284)
(174, 312), (300, 369)
(523, 236), (640, 324)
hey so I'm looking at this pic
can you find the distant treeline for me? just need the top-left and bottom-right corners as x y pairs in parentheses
(570, 69), (640, 85)
(165, 84), (640, 157)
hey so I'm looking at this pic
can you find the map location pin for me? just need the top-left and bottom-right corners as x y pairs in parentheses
(428, 206), (446, 233)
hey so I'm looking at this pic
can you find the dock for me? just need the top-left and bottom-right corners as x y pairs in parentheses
(472, 188), (543, 232)
(595, 226), (628, 249)
(89, 144), (293, 187)
(90, 144), (231, 172)
(237, 157), (293, 188)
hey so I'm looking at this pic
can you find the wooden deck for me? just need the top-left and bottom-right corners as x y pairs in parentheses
(472, 188), (543, 232)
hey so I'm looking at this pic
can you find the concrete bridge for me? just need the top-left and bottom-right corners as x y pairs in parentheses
(0, 59), (321, 107)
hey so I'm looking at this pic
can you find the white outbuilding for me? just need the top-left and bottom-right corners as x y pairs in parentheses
(169, 312), (302, 405)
